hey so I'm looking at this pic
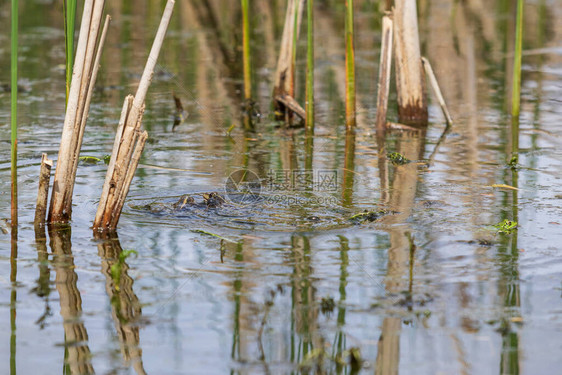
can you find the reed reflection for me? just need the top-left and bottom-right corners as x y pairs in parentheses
(376, 129), (426, 375)
(33, 225), (52, 329)
(96, 232), (146, 375)
(48, 226), (94, 375)
(10, 229), (17, 375)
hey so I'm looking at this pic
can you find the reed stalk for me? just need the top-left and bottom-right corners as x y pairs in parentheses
(394, 0), (427, 126)
(241, 0), (251, 100)
(421, 57), (453, 126)
(511, 0), (523, 118)
(64, 0), (77, 104)
(11, 0), (18, 229)
(305, 0), (314, 132)
(34, 154), (53, 227)
(375, 14), (393, 133)
(345, 0), (356, 128)
(273, 0), (304, 121)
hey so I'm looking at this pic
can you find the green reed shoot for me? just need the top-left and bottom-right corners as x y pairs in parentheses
(511, 0), (523, 118)
(64, 0), (77, 104)
(241, 0), (251, 100)
(345, 0), (356, 128)
(11, 0), (18, 228)
(291, 0), (300, 97)
(305, 0), (314, 131)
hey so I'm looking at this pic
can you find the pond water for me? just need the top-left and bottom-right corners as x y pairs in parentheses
(1, 0), (562, 374)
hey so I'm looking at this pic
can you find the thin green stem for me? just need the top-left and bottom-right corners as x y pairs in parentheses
(64, 0), (77, 105)
(511, 0), (523, 118)
(11, 0), (18, 229)
(291, 0), (300, 97)
(305, 0), (314, 132)
(241, 0), (251, 100)
(345, 0), (356, 128)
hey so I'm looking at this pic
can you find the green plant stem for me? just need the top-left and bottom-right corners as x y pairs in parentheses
(11, 0), (18, 229)
(241, 0), (251, 100)
(305, 0), (314, 132)
(64, 0), (77, 105)
(291, 0), (300, 98)
(345, 0), (356, 128)
(511, 0), (523, 118)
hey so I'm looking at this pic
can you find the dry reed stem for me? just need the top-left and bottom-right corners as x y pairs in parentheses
(94, 95), (133, 228)
(375, 14), (393, 133)
(102, 108), (144, 227)
(34, 153), (53, 227)
(275, 94), (306, 120)
(273, 0), (304, 99)
(110, 131), (148, 228)
(129, 0), (175, 125)
(393, 0), (427, 125)
(421, 57), (453, 126)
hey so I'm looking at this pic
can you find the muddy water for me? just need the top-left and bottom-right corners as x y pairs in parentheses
(1, 0), (562, 374)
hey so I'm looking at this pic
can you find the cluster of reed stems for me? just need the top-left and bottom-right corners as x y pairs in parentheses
(94, 0), (175, 231)
(48, 0), (110, 224)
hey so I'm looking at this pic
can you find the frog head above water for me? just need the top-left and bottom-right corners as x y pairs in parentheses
(173, 192), (226, 210)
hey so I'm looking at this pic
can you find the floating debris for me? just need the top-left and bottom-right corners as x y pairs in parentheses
(320, 296), (336, 315)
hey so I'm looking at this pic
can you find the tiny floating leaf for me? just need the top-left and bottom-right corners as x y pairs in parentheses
(79, 155), (102, 164)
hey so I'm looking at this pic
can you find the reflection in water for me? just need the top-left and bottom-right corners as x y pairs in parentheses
(11, 230), (17, 375)
(33, 225), (52, 329)
(290, 235), (319, 364)
(342, 130), (356, 208)
(376, 129), (426, 375)
(96, 233), (146, 375)
(48, 226), (95, 375)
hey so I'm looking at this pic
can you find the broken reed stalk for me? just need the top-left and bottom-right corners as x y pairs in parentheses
(34, 154), (53, 227)
(393, 0), (427, 126)
(11, 0), (18, 229)
(511, 0), (523, 118)
(421, 57), (453, 126)
(94, 0), (175, 231)
(305, 0), (314, 132)
(273, 0), (304, 119)
(66, 15), (111, 204)
(64, 0), (77, 104)
(241, 0), (251, 100)
(345, 0), (356, 128)
(48, 0), (107, 224)
(375, 14), (393, 133)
